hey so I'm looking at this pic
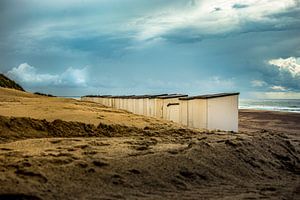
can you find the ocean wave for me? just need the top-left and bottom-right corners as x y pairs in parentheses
(239, 105), (300, 113)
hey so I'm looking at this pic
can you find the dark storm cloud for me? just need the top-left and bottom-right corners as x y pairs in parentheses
(0, 0), (300, 98)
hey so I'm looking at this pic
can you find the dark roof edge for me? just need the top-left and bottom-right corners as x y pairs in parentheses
(81, 95), (112, 98)
(148, 94), (169, 99)
(156, 94), (188, 99)
(111, 95), (136, 98)
(179, 92), (240, 100)
(131, 94), (170, 99)
(131, 95), (153, 99)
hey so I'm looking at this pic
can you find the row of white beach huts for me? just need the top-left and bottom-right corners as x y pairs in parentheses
(81, 93), (239, 132)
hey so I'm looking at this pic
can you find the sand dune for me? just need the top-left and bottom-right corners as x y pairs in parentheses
(0, 88), (299, 199)
(0, 88), (181, 129)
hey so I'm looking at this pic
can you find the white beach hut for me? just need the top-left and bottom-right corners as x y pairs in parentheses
(155, 94), (188, 119)
(179, 93), (239, 132)
(144, 94), (168, 117)
(132, 95), (149, 115)
(116, 97), (122, 109)
(107, 96), (113, 107)
(111, 96), (117, 108)
(119, 95), (134, 111)
(166, 102), (180, 123)
(103, 96), (110, 106)
(127, 98), (134, 113)
(120, 97), (124, 110)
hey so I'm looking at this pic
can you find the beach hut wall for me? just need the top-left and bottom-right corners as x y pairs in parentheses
(154, 94), (188, 119)
(179, 93), (239, 132)
(166, 103), (180, 123)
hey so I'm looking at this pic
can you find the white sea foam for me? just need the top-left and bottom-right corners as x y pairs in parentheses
(239, 99), (300, 113)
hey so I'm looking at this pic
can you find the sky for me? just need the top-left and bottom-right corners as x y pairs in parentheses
(0, 0), (300, 98)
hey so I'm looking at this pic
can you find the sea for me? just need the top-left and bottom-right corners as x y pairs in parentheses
(239, 99), (300, 113)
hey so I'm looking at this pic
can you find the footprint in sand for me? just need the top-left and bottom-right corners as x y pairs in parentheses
(0, 194), (41, 200)
(49, 140), (63, 144)
(88, 141), (110, 146)
(0, 147), (13, 151)
(15, 169), (47, 183)
(74, 144), (89, 149)
(111, 174), (125, 185)
(75, 161), (89, 168)
(128, 169), (141, 174)
(82, 150), (98, 155)
(92, 160), (109, 167)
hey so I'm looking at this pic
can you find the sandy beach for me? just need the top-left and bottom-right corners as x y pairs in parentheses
(0, 88), (299, 199)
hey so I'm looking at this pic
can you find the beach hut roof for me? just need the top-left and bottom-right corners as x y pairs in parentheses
(82, 95), (112, 98)
(131, 95), (153, 99)
(156, 94), (188, 99)
(129, 94), (170, 99)
(117, 95), (136, 99)
(147, 94), (169, 99)
(109, 95), (132, 98)
(179, 92), (240, 100)
(110, 95), (122, 98)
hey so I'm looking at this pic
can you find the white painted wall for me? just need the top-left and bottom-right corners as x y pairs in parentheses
(154, 99), (163, 118)
(135, 99), (139, 114)
(207, 95), (238, 132)
(108, 98), (112, 107)
(179, 95), (239, 131)
(187, 99), (208, 129)
(166, 104), (180, 123)
(120, 98), (124, 110)
(143, 98), (148, 116)
(124, 98), (128, 111)
(147, 98), (156, 117)
(115, 98), (118, 108)
(161, 98), (181, 120)
(103, 98), (108, 106)
(179, 100), (188, 126)
(128, 99), (134, 113)
(112, 98), (116, 108)
(137, 99), (144, 115)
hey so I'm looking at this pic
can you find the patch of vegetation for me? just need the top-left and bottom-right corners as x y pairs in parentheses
(0, 74), (25, 91)
(34, 92), (56, 97)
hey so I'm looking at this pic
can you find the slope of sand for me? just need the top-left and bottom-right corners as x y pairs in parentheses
(0, 88), (299, 199)
(0, 88), (181, 129)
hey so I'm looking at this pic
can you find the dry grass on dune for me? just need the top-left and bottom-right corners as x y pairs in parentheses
(0, 115), (197, 143)
(0, 87), (181, 129)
